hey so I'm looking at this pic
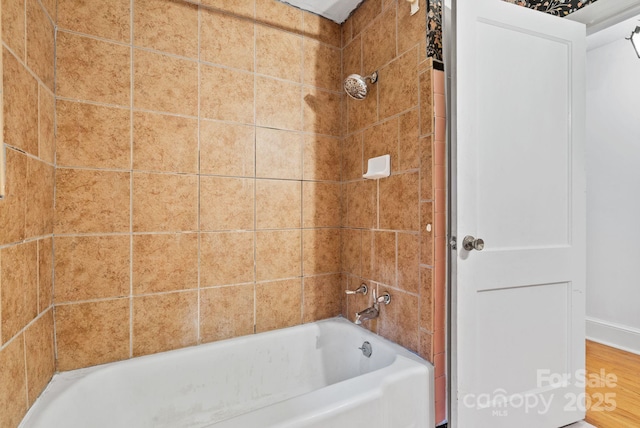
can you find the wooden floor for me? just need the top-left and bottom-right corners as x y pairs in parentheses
(585, 341), (640, 427)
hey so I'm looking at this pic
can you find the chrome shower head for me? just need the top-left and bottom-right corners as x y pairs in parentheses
(343, 71), (378, 100)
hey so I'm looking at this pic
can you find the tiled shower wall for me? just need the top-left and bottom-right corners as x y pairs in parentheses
(52, 0), (345, 371)
(1, 0), (445, 426)
(340, 0), (447, 423)
(0, 0), (56, 426)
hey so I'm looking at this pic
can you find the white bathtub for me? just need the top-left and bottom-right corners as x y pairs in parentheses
(20, 317), (434, 428)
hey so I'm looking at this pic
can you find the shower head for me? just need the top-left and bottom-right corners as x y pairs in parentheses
(343, 71), (378, 100)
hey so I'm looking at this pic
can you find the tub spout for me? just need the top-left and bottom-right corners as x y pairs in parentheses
(354, 289), (391, 325)
(355, 305), (379, 325)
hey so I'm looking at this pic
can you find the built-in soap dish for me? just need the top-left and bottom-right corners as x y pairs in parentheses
(363, 154), (391, 180)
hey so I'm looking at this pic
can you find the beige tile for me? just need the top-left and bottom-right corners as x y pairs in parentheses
(340, 274), (348, 317)
(302, 12), (341, 48)
(303, 38), (341, 91)
(55, 235), (130, 303)
(26, 0), (55, 90)
(2, 0), (26, 60)
(303, 135), (341, 182)
(55, 169), (130, 234)
(200, 64), (254, 124)
(256, 76), (302, 131)
(343, 35), (362, 78)
(256, 128), (302, 180)
(58, 0), (130, 41)
(200, 285), (254, 343)
(24, 310), (55, 405)
(420, 266), (433, 332)
(302, 182), (340, 228)
(303, 87), (341, 136)
(370, 231), (396, 286)
(256, 279), (301, 332)
(0, 241), (38, 342)
(200, 232), (254, 286)
(56, 32), (130, 105)
(0, 149), (27, 245)
(341, 228), (362, 276)
(55, 299), (130, 370)
(398, 0), (426, 54)
(255, 0), (302, 32)
(421, 202), (434, 265)
(256, 180), (301, 229)
(3, 48), (38, 156)
(200, 9), (254, 71)
(378, 287), (419, 352)
(38, 238), (53, 313)
(382, 0), (395, 11)
(134, 49), (198, 116)
(256, 230), (301, 281)
(133, 172), (198, 232)
(342, 19), (353, 48)
(362, 6), (396, 73)
(379, 172), (419, 231)
(361, 231), (373, 279)
(346, 179), (376, 229)
(303, 228), (341, 275)
(0, 336), (27, 427)
(399, 109), (420, 170)
(303, 274), (341, 323)
(419, 69), (433, 136)
(363, 118), (399, 172)
(25, 157), (54, 238)
(347, 83), (378, 133)
(351, 0), (381, 37)
(199, 0), (255, 18)
(256, 24), (302, 82)
(342, 133), (363, 181)
(133, 112), (198, 174)
(39, 0), (56, 22)
(38, 86), (55, 164)
(200, 120), (255, 177)
(419, 330), (433, 362)
(200, 177), (254, 231)
(421, 135), (433, 200)
(379, 47), (419, 120)
(133, 233), (198, 294)
(56, 100), (131, 169)
(398, 233), (419, 294)
(133, 291), (198, 356)
(134, 0), (198, 58)
(340, 182), (348, 228)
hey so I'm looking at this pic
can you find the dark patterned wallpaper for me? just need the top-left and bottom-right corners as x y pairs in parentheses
(427, 0), (598, 62)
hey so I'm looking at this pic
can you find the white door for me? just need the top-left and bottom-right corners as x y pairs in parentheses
(450, 0), (586, 427)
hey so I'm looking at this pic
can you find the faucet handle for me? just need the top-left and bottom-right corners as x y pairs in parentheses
(345, 284), (368, 295)
(375, 291), (391, 305)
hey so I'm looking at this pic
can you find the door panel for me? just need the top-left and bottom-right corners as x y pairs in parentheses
(451, 0), (586, 427)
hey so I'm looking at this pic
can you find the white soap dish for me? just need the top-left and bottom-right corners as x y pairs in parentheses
(363, 154), (391, 180)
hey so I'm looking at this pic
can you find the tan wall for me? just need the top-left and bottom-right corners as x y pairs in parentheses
(0, 0), (57, 426)
(340, 0), (446, 423)
(52, 0), (345, 372)
(1, 1), (444, 426)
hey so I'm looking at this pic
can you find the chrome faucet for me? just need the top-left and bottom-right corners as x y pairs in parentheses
(354, 288), (391, 325)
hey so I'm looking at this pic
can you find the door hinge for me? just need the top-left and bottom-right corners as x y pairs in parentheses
(449, 236), (457, 250)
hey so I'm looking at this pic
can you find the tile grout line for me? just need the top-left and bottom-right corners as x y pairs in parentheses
(129, 0), (135, 359)
(196, 3), (202, 345)
(253, 4), (258, 334)
(51, 4), (59, 366)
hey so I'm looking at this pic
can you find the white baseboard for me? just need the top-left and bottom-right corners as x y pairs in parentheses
(586, 317), (640, 355)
